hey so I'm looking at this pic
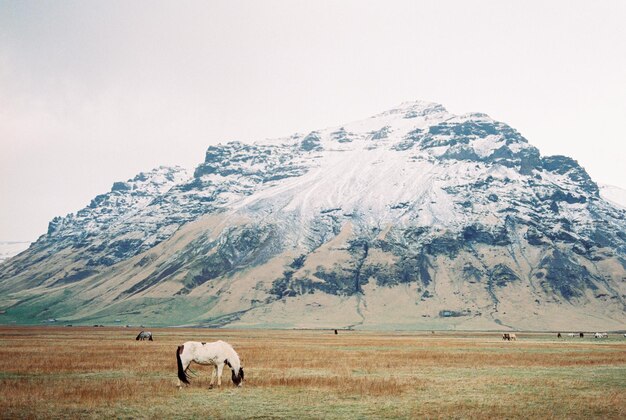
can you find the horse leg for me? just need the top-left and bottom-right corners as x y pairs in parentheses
(209, 365), (216, 389)
(216, 363), (225, 387)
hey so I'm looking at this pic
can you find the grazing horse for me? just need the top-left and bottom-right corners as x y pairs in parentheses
(579, 332), (584, 338)
(176, 340), (244, 388)
(557, 333), (562, 338)
(594, 332), (608, 338)
(502, 333), (510, 341)
(567, 333), (576, 338)
(509, 333), (517, 341)
(136, 331), (153, 341)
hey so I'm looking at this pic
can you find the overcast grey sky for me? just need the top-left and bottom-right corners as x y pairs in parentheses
(1, 0), (625, 241)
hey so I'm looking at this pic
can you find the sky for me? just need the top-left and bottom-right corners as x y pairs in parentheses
(1, 0), (625, 242)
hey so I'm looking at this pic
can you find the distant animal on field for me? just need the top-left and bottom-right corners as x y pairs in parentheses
(509, 333), (517, 341)
(567, 333), (576, 338)
(557, 333), (562, 338)
(136, 331), (153, 341)
(502, 333), (516, 341)
(594, 332), (608, 338)
(579, 332), (584, 338)
(176, 340), (244, 389)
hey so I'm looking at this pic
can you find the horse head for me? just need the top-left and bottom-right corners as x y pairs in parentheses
(232, 367), (244, 387)
(225, 358), (244, 387)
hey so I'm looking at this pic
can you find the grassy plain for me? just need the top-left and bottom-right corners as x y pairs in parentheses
(0, 326), (624, 419)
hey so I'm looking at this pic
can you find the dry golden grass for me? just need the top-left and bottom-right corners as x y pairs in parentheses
(0, 327), (624, 419)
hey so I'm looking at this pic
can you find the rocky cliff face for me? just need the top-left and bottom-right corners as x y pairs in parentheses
(1, 101), (625, 330)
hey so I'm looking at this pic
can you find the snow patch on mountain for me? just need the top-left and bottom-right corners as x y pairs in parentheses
(0, 242), (31, 264)
(600, 184), (626, 209)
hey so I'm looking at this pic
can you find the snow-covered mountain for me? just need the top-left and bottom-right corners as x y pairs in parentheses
(0, 242), (31, 264)
(600, 184), (626, 209)
(1, 101), (625, 330)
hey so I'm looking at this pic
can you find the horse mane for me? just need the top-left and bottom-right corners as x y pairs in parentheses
(222, 343), (244, 386)
(136, 331), (144, 340)
(223, 342), (241, 371)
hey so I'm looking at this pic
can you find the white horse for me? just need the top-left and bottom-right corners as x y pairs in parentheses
(594, 332), (608, 338)
(176, 340), (244, 388)
(567, 333), (576, 338)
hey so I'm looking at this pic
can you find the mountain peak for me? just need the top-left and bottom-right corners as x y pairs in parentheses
(372, 100), (448, 120)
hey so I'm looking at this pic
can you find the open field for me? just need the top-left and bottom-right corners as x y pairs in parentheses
(0, 327), (624, 419)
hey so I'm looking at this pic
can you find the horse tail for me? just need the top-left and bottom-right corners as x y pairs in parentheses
(176, 345), (190, 384)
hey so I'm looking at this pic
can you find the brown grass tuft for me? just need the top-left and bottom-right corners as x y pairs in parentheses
(251, 373), (417, 396)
